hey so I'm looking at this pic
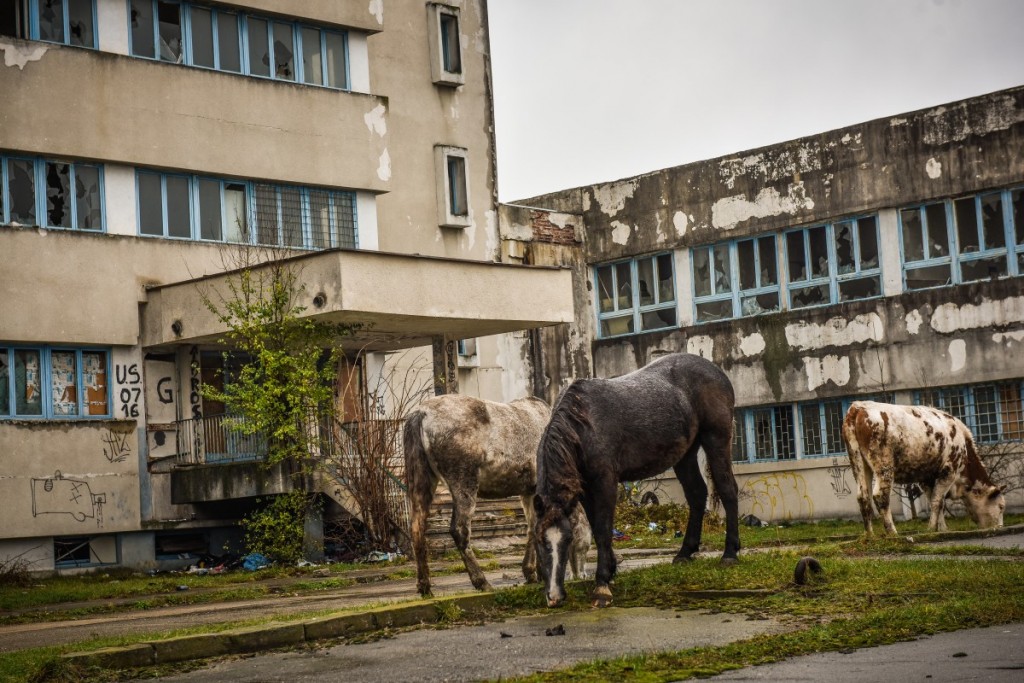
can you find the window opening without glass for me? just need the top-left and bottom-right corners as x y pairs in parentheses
(1, 153), (103, 230)
(692, 235), (779, 323)
(1, 0), (96, 48)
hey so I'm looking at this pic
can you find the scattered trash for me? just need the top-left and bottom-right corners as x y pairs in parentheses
(499, 631), (513, 638)
(674, 530), (683, 538)
(296, 560), (318, 568)
(361, 551), (401, 563)
(176, 585), (189, 591)
(544, 624), (565, 636)
(242, 553), (271, 572)
(612, 529), (631, 542)
(741, 514), (769, 528)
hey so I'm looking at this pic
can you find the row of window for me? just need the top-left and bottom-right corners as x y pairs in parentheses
(0, 0), (97, 48)
(129, 1), (349, 89)
(596, 186), (1024, 337)
(731, 380), (1024, 463)
(0, 2), (351, 91)
(0, 347), (110, 419)
(137, 171), (358, 250)
(900, 188), (1024, 288)
(0, 153), (104, 231)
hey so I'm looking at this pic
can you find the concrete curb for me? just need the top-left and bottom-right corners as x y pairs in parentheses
(61, 592), (501, 671)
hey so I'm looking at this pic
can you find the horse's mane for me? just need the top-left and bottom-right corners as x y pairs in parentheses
(536, 383), (590, 510)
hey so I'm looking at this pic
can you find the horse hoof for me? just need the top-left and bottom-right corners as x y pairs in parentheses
(591, 585), (613, 608)
(474, 582), (493, 592)
(672, 554), (693, 564)
(719, 557), (738, 567)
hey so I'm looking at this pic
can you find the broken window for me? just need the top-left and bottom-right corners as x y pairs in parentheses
(1, 347), (110, 419)
(694, 236), (779, 322)
(272, 21), (296, 80)
(0, 1), (30, 40)
(786, 225), (833, 310)
(953, 193), (1008, 283)
(596, 253), (675, 337)
(7, 157), (37, 226)
(3, 155), (101, 230)
(26, 0), (94, 47)
(130, 0), (156, 58)
(248, 17), (271, 77)
(54, 537), (93, 567)
(157, 1), (182, 62)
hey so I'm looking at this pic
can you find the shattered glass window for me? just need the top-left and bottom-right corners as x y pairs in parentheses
(157, 1), (182, 62)
(45, 162), (72, 228)
(67, 0), (93, 48)
(7, 158), (37, 226)
(37, 0), (65, 44)
(272, 22), (296, 80)
(597, 253), (676, 336)
(75, 165), (101, 230)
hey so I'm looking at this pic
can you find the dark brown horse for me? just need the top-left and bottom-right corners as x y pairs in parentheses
(404, 394), (552, 596)
(533, 352), (740, 607)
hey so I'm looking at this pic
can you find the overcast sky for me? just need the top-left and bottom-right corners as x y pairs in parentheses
(487, 0), (1024, 202)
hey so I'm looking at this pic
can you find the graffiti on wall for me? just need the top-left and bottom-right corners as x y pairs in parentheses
(115, 363), (142, 418)
(741, 472), (814, 521)
(101, 424), (134, 463)
(828, 458), (853, 498)
(31, 470), (106, 525)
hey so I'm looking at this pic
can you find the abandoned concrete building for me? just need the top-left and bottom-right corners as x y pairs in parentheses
(2, 2), (1022, 576)
(507, 84), (1024, 524)
(0, 0), (572, 572)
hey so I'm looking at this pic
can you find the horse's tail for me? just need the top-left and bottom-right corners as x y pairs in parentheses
(403, 410), (435, 596)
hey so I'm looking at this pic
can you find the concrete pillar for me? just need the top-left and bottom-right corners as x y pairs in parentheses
(432, 335), (459, 395)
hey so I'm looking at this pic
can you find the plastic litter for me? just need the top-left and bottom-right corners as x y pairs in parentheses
(242, 553), (272, 571)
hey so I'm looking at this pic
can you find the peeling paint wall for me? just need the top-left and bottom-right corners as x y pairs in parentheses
(522, 86), (1024, 264)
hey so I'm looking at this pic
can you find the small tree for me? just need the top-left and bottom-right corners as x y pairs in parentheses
(200, 253), (357, 560)
(328, 351), (433, 555)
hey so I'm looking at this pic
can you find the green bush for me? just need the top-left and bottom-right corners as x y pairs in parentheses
(240, 491), (311, 564)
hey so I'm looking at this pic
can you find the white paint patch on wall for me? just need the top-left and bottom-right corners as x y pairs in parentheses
(717, 144), (825, 190)
(925, 157), (942, 179)
(686, 335), (714, 360)
(654, 214), (666, 244)
(368, 0), (384, 24)
(0, 39), (47, 69)
(993, 330), (1024, 344)
(592, 179), (638, 217)
(930, 296), (1024, 333)
(948, 339), (967, 372)
(906, 309), (923, 335)
(711, 182), (815, 231)
(364, 104), (387, 136)
(673, 211), (689, 237)
(610, 221), (632, 245)
(737, 332), (766, 358)
(484, 209), (499, 259)
(786, 313), (884, 351)
(376, 149), (391, 181)
(804, 355), (851, 391)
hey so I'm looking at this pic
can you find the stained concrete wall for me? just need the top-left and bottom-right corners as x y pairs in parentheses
(508, 85), (1024, 524)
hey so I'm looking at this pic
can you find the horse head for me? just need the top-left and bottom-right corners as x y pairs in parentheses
(533, 494), (575, 607)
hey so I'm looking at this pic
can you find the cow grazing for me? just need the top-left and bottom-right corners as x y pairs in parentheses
(842, 400), (1005, 536)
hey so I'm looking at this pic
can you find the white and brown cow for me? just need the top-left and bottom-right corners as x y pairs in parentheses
(842, 400), (1005, 536)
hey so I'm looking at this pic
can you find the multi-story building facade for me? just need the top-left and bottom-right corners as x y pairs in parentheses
(0, 1), (572, 572)
(505, 86), (1024, 523)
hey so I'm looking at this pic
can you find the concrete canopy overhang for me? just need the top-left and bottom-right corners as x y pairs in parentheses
(141, 249), (575, 352)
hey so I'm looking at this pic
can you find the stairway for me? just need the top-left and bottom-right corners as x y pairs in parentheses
(425, 490), (529, 552)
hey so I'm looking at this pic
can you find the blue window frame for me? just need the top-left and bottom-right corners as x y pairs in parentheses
(916, 380), (1024, 444)
(4, 0), (98, 48)
(0, 346), (111, 419)
(128, 1), (349, 89)
(785, 215), (881, 309)
(733, 393), (892, 463)
(1, 153), (104, 231)
(692, 235), (780, 323)
(595, 253), (677, 337)
(136, 169), (358, 250)
(900, 187), (1023, 290)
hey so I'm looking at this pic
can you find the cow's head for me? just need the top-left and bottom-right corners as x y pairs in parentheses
(533, 495), (574, 607)
(962, 483), (1006, 529)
